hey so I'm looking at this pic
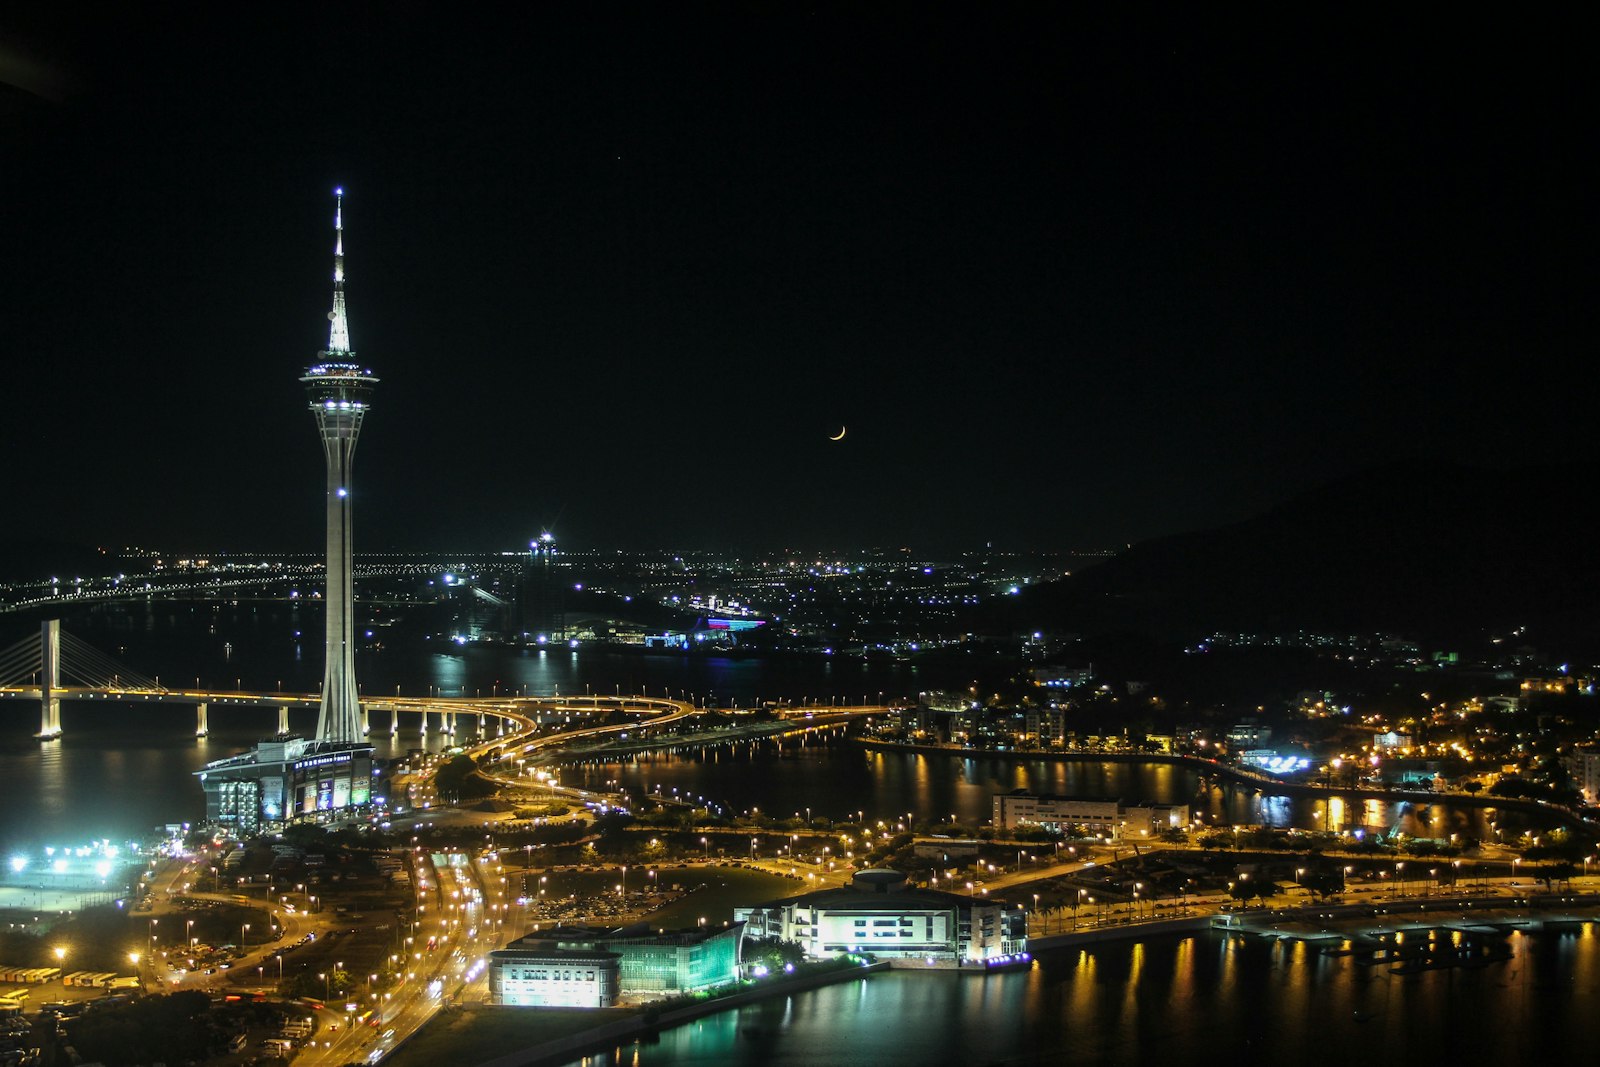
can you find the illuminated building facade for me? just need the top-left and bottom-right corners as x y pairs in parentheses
(489, 923), (743, 1007)
(197, 738), (374, 836)
(517, 532), (566, 644)
(735, 869), (1027, 967)
(991, 791), (1185, 839)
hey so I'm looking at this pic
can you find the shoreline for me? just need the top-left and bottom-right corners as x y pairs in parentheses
(420, 893), (1600, 1067)
(1028, 891), (1600, 952)
(850, 738), (1588, 827)
(393, 962), (894, 1067)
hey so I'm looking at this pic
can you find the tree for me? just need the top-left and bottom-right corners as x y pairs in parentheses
(743, 937), (807, 972)
(1539, 862), (1576, 891)
(1301, 869), (1345, 900)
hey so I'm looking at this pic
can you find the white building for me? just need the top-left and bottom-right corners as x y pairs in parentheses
(1565, 746), (1600, 806)
(991, 791), (1186, 838)
(735, 869), (1027, 968)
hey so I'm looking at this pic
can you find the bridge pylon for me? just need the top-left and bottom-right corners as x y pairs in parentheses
(39, 620), (61, 740)
(0, 619), (168, 740)
(196, 701), (209, 738)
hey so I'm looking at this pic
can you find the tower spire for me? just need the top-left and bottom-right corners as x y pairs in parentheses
(327, 186), (351, 354)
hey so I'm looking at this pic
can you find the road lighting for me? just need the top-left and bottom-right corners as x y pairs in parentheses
(241, 923), (251, 950)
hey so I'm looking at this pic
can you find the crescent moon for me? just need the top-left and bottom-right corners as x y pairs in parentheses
(829, 426), (847, 441)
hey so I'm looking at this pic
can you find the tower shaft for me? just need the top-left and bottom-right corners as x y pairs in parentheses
(315, 405), (364, 741)
(302, 187), (378, 745)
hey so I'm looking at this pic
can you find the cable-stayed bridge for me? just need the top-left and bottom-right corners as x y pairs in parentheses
(0, 621), (847, 749)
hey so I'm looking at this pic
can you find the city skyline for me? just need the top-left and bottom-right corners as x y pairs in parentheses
(1, 10), (1591, 557)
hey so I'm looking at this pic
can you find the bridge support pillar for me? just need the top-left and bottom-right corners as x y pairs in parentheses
(361, 703), (371, 736)
(196, 702), (209, 738)
(38, 619), (62, 740)
(390, 707), (399, 737)
(278, 704), (291, 736)
(446, 710), (456, 735)
(422, 708), (433, 734)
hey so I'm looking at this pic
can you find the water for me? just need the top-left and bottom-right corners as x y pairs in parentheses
(567, 924), (1600, 1066)
(17, 600), (926, 705)
(0, 599), (926, 854)
(0, 702), (461, 855)
(0, 600), (1516, 853)
(0, 602), (1579, 1059)
(561, 738), (1503, 841)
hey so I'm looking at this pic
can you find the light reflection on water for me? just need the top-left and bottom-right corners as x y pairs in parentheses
(563, 740), (1505, 841)
(0, 602), (1530, 862)
(569, 926), (1600, 1066)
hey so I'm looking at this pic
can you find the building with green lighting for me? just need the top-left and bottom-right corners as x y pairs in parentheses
(489, 922), (743, 1007)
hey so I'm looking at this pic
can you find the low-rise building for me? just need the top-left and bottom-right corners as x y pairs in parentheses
(735, 868), (1027, 968)
(488, 923), (742, 1007)
(991, 790), (1186, 838)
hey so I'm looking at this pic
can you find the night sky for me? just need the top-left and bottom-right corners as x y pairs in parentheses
(2, 9), (1590, 555)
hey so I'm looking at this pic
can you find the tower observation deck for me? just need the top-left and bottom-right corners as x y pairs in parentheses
(302, 188), (377, 744)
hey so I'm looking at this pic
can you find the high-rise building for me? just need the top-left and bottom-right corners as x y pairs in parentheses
(517, 532), (566, 643)
(197, 189), (378, 833)
(301, 187), (378, 743)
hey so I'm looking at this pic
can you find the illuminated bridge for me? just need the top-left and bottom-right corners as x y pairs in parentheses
(0, 621), (807, 756)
